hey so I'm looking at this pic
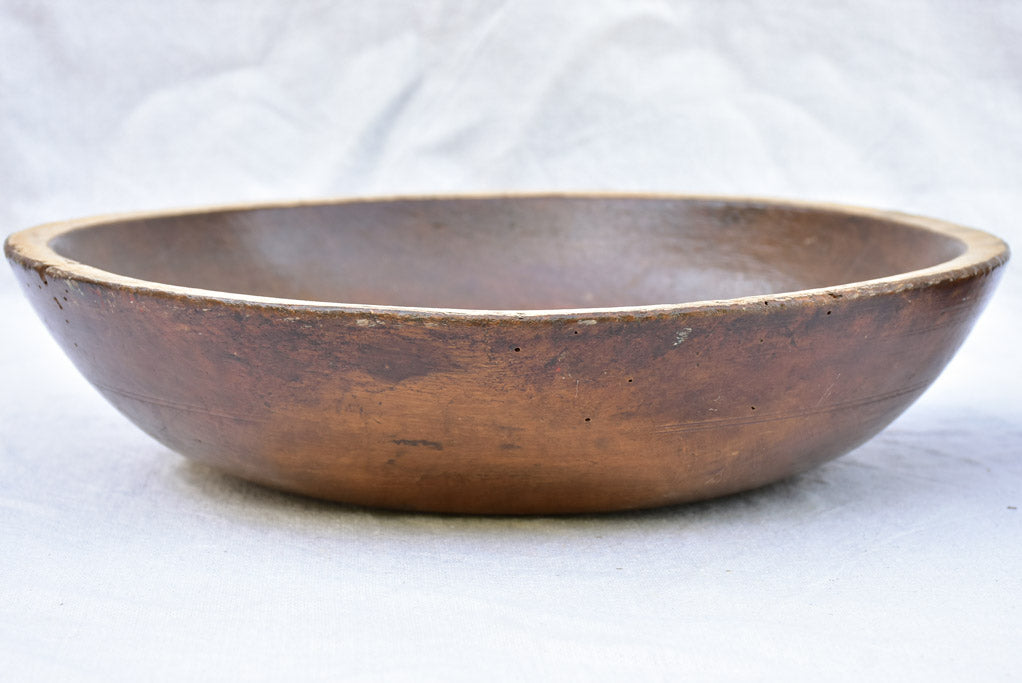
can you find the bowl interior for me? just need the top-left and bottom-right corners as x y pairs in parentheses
(50, 197), (966, 309)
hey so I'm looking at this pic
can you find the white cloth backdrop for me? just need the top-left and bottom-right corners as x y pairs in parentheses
(2, 1), (1019, 679)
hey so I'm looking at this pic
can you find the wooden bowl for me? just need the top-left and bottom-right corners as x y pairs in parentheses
(5, 195), (1009, 514)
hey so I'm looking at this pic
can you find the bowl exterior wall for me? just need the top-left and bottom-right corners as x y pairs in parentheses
(8, 255), (1003, 513)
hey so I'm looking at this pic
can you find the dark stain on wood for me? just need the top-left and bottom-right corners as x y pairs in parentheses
(392, 439), (444, 451)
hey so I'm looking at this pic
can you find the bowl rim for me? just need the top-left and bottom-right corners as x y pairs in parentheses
(4, 193), (1010, 320)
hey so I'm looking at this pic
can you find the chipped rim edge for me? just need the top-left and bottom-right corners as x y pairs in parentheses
(3, 192), (1011, 321)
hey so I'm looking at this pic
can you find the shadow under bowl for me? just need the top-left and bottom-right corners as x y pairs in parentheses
(4, 194), (1009, 513)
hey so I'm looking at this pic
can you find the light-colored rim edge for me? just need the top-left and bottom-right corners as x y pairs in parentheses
(4, 192), (1010, 320)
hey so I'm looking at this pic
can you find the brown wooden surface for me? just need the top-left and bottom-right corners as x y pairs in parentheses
(4, 195), (1009, 513)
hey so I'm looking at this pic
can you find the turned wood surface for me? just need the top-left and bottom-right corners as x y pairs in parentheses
(5, 195), (1009, 513)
